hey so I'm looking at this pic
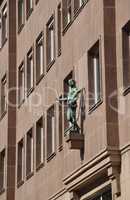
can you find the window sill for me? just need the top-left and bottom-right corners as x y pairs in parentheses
(26, 171), (34, 180)
(36, 73), (45, 86)
(0, 188), (5, 195)
(47, 152), (56, 162)
(18, 23), (24, 34)
(17, 180), (24, 188)
(36, 162), (44, 172)
(0, 110), (7, 121)
(27, 87), (34, 98)
(123, 86), (130, 96)
(63, 21), (73, 35)
(58, 145), (63, 152)
(26, 8), (33, 20)
(88, 99), (103, 114)
(18, 99), (25, 109)
(47, 59), (55, 72)
(0, 38), (7, 50)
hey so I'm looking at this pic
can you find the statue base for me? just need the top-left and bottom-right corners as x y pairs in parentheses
(65, 131), (84, 150)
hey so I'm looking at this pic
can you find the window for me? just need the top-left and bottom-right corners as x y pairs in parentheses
(26, 128), (34, 178)
(36, 117), (44, 169)
(1, 74), (7, 116)
(26, 0), (33, 18)
(0, 149), (6, 192)
(58, 95), (63, 149)
(63, 71), (73, 131)
(88, 41), (102, 111)
(57, 3), (62, 56)
(62, 0), (72, 29)
(27, 48), (34, 94)
(89, 189), (112, 200)
(17, 139), (24, 185)
(36, 32), (44, 83)
(18, 0), (24, 30)
(122, 21), (130, 95)
(46, 16), (55, 69)
(18, 62), (25, 105)
(0, 14), (2, 48)
(47, 105), (56, 160)
(2, 4), (7, 45)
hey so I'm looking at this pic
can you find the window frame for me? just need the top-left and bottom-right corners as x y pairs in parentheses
(57, 3), (62, 56)
(122, 20), (130, 96)
(27, 47), (34, 96)
(87, 40), (102, 113)
(18, 61), (25, 107)
(26, 0), (33, 20)
(18, 0), (25, 33)
(36, 116), (45, 171)
(46, 15), (55, 71)
(0, 149), (6, 194)
(0, 3), (7, 47)
(36, 32), (44, 84)
(1, 74), (7, 118)
(47, 104), (56, 161)
(17, 138), (24, 187)
(26, 127), (34, 179)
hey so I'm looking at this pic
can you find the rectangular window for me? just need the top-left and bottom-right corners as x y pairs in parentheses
(122, 21), (130, 94)
(36, 32), (44, 83)
(63, 71), (73, 131)
(0, 149), (6, 192)
(47, 105), (56, 159)
(90, 188), (112, 200)
(36, 117), (44, 169)
(62, 0), (72, 29)
(0, 15), (2, 48)
(27, 48), (34, 94)
(1, 74), (7, 116)
(17, 139), (24, 185)
(58, 95), (63, 149)
(57, 3), (62, 56)
(2, 4), (7, 44)
(46, 16), (55, 69)
(26, 128), (34, 177)
(26, 0), (33, 18)
(88, 41), (101, 111)
(18, 62), (25, 105)
(18, 0), (24, 30)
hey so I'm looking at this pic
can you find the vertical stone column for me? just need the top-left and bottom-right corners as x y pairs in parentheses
(7, 1), (17, 200)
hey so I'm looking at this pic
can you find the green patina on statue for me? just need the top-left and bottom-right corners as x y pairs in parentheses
(58, 79), (82, 134)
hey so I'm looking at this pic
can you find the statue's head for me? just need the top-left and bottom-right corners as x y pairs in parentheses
(68, 79), (76, 87)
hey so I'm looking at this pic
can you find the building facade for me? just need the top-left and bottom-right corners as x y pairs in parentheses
(0, 0), (130, 200)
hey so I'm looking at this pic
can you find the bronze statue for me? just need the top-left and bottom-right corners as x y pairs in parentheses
(57, 79), (82, 134)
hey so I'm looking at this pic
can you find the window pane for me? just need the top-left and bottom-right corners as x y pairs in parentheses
(0, 149), (6, 190)
(122, 21), (130, 91)
(47, 17), (55, 67)
(2, 4), (7, 43)
(17, 139), (24, 183)
(47, 105), (55, 159)
(36, 33), (44, 81)
(36, 117), (44, 167)
(26, 128), (33, 176)
(1, 75), (7, 115)
(88, 41), (101, 109)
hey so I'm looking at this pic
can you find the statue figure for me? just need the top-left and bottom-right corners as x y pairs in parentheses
(58, 79), (82, 134)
